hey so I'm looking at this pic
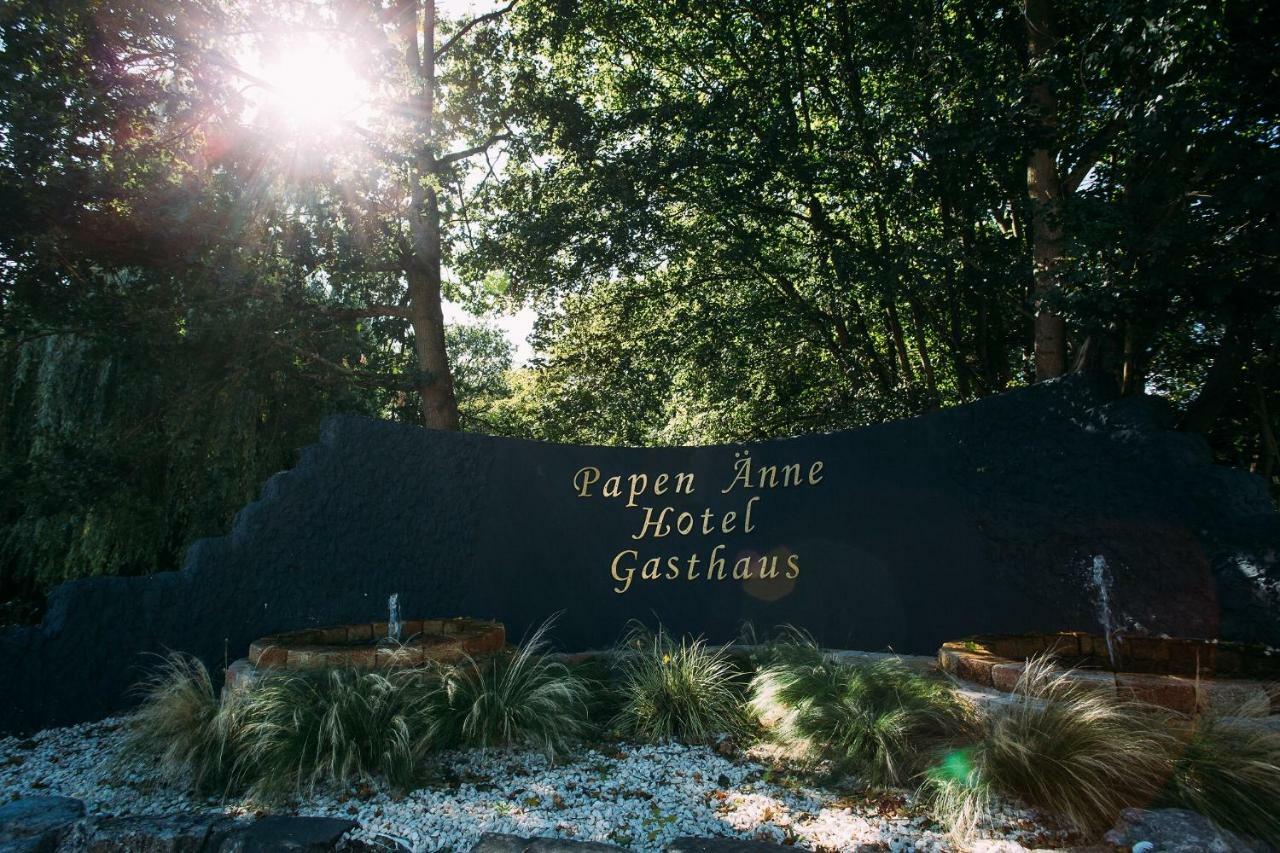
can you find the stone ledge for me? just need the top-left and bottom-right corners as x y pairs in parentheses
(938, 636), (1278, 717)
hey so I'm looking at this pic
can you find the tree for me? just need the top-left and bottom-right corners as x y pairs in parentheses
(472, 0), (1278, 477)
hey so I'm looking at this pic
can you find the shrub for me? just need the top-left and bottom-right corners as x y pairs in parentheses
(123, 620), (590, 800)
(612, 623), (748, 743)
(123, 652), (249, 796)
(1164, 714), (1280, 844)
(427, 619), (591, 758)
(749, 635), (972, 786)
(926, 655), (1178, 839)
(238, 666), (438, 798)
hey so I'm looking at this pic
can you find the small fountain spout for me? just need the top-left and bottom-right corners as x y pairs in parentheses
(387, 593), (401, 643)
(1090, 556), (1118, 669)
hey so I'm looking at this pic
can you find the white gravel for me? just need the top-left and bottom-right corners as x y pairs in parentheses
(0, 718), (1066, 852)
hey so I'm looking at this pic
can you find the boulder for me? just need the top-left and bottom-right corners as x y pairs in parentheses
(215, 816), (358, 852)
(664, 840), (796, 853)
(665, 839), (886, 853)
(1103, 808), (1271, 853)
(469, 833), (628, 853)
(0, 797), (85, 851)
(58, 813), (238, 852)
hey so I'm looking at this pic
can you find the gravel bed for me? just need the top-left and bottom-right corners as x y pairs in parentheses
(0, 717), (1067, 852)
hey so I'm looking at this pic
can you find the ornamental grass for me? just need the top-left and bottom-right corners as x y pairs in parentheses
(748, 631), (973, 786)
(123, 618), (590, 800)
(611, 623), (750, 743)
(925, 654), (1180, 839)
(123, 651), (250, 796)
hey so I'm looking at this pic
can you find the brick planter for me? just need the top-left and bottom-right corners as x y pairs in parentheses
(938, 632), (1279, 717)
(226, 617), (505, 690)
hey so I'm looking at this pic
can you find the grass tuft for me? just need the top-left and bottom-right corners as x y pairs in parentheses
(612, 623), (748, 743)
(237, 666), (435, 798)
(428, 618), (590, 758)
(749, 633), (972, 786)
(123, 652), (249, 796)
(1163, 714), (1280, 844)
(926, 654), (1178, 839)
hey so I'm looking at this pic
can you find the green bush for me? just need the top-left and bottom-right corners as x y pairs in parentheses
(612, 623), (748, 743)
(237, 667), (437, 798)
(1164, 714), (1280, 844)
(925, 655), (1178, 839)
(749, 635), (972, 786)
(426, 619), (591, 758)
(124, 652), (249, 796)
(123, 619), (592, 799)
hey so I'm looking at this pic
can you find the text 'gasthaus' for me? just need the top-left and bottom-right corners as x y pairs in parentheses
(572, 451), (825, 593)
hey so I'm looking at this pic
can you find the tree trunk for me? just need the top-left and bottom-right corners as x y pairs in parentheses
(907, 296), (938, 400)
(1181, 311), (1253, 435)
(1121, 322), (1145, 395)
(885, 301), (914, 385)
(1026, 0), (1067, 381)
(404, 0), (460, 430)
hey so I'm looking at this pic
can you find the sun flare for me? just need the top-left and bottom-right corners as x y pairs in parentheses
(254, 39), (367, 130)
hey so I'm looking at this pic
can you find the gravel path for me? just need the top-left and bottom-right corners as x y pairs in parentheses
(0, 717), (1067, 852)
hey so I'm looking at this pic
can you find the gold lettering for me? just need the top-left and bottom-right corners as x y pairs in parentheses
(707, 544), (727, 580)
(665, 555), (682, 579)
(631, 506), (673, 539)
(653, 473), (669, 495)
(786, 553), (801, 579)
(781, 463), (802, 486)
(720, 510), (737, 533)
(700, 508), (716, 534)
(626, 473), (648, 507)
(603, 476), (622, 498)
(743, 495), (761, 533)
(809, 461), (825, 485)
(573, 466), (600, 497)
(721, 452), (752, 493)
(688, 550), (705, 580)
(759, 555), (779, 579)
(756, 464), (778, 488)
(732, 556), (753, 580)
(611, 550), (637, 593)
(674, 472), (696, 494)
(675, 511), (695, 535)
(641, 557), (661, 581)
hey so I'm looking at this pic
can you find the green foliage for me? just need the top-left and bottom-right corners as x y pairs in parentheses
(427, 619), (591, 758)
(123, 653), (250, 796)
(1163, 716), (1280, 844)
(123, 620), (590, 799)
(749, 635), (972, 786)
(472, 0), (1280, 481)
(611, 624), (749, 744)
(237, 667), (436, 798)
(925, 655), (1179, 839)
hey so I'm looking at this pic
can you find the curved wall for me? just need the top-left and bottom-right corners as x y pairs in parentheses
(2, 377), (1277, 733)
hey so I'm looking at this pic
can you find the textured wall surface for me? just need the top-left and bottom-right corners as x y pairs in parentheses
(2, 377), (1278, 733)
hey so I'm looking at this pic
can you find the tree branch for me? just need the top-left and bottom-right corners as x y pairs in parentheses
(437, 132), (513, 166)
(1063, 117), (1124, 194)
(276, 341), (413, 390)
(433, 0), (518, 62)
(327, 304), (411, 320)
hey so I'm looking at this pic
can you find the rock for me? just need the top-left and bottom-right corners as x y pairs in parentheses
(216, 816), (358, 852)
(59, 813), (237, 852)
(338, 834), (412, 853)
(1103, 808), (1269, 853)
(469, 834), (628, 853)
(664, 840), (796, 853)
(665, 840), (890, 853)
(0, 797), (84, 851)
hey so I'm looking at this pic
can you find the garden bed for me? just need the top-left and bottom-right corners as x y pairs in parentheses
(0, 714), (1062, 852)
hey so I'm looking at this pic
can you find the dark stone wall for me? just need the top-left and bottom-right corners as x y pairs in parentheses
(2, 377), (1278, 733)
